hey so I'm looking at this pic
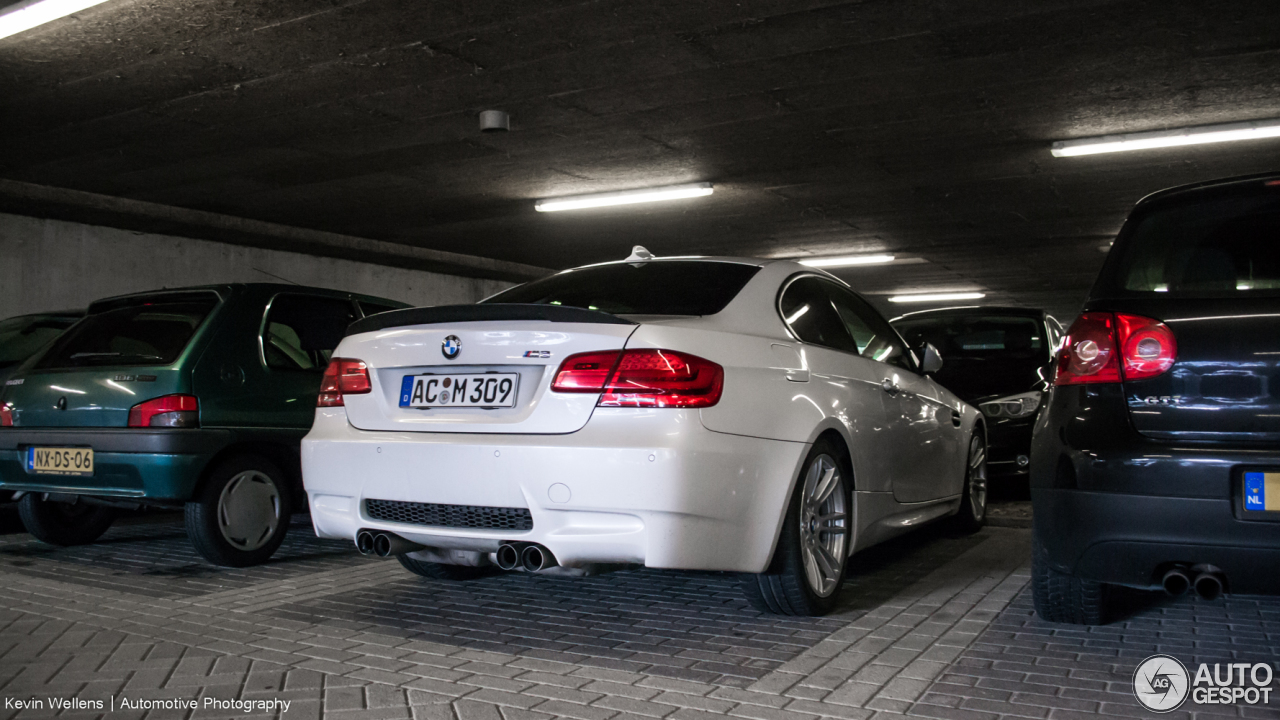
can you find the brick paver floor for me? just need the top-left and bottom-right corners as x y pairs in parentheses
(0, 515), (1275, 720)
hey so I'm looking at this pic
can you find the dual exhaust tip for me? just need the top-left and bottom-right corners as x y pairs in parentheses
(356, 530), (423, 558)
(1162, 566), (1225, 600)
(355, 531), (557, 572)
(496, 542), (556, 572)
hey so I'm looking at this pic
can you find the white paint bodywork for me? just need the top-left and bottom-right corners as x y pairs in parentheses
(301, 258), (982, 572)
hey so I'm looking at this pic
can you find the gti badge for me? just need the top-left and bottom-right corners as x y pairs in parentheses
(442, 335), (462, 360)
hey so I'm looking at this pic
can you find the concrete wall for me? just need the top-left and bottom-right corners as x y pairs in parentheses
(0, 212), (511, 317)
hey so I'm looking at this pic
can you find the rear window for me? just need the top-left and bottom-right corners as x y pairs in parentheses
(1110, 186), (1280, 296)
(484, 261), (760, 316)
(36, 298), (217, 369)
(0, 315), (78, 368)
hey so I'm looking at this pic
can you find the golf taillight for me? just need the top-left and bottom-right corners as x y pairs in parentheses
(1055, 312), (1176, 385)
(0, 404), (13, 427)
(551, 349), (724, 408)
(128, 394), (199, 428)
(318, 358), (372, 407)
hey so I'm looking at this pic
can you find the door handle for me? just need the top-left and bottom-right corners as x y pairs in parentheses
(881, 378), (899, 396)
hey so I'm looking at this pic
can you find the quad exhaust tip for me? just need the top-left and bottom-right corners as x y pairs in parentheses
(495, 543), (521, 571)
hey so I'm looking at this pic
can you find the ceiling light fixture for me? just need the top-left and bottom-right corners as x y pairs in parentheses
(535, 183), (713, 212)
(1052, 118), (1280, 157)
(888, 292), (986, 303)
(799, 254), (895, 268)
(0, 0), (113, 40)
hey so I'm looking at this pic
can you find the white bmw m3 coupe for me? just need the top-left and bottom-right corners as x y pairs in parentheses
(301, 250), (987, 615)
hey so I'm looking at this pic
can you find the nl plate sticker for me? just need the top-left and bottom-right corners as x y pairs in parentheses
(1244, 472), (1280, 512)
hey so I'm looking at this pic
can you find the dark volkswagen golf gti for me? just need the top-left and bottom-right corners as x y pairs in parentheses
(1033, 173), (1280, 624)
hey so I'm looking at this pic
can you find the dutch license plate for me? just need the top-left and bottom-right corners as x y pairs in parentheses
(1243, 471), (1280, 512)
(399, 373), (519, 409)
(26, 447), (94, 476)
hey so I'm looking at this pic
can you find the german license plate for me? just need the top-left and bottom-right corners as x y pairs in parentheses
(1243, 471), (1280, 512)
(26, 447), (94, 476)
(399, 373), (519, 409)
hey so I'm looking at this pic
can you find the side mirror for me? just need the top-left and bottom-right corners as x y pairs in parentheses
(919, 342), (943, 375)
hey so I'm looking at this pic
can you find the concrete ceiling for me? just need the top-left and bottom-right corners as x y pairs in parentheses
(2, 0), (1279, 318)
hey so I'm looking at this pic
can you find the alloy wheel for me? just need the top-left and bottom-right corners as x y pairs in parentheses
(217, 470), (282, 551)
(968, 435), (988, 517)
(798, 454), (849, 597)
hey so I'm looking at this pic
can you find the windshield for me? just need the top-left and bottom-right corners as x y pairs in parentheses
(484, 261), (760, 316)
(36, 299), (218, 369)
(1111, 186), (1280, 296)
(893, 314), (1049, 386)
(0, 315), (79, 368)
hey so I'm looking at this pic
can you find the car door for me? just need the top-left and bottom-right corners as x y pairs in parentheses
(825, 285), (961, 503)
(256, 293), (359, 428)
(778, 276), (897, 494)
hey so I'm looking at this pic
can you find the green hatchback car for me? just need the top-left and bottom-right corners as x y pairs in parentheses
(0, 283), (407, 566)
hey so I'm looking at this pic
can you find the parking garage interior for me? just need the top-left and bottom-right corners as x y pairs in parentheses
(1, 2), (1279, 719)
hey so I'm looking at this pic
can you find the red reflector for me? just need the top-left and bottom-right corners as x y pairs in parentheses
(551, 351), (622, 392)
(0, 404), (13, 427)
(318, 358), (371, 407)
(1055, 312), (1176, 386)
(128, 394), (199, 428)
(1266, 180), (1280, 187)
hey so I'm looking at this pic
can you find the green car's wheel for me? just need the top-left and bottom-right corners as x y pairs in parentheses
(18, 494), (116, 546)
(186, 454), (292, 567)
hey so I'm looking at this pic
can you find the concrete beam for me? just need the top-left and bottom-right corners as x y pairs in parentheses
(0, 179), (551, 283)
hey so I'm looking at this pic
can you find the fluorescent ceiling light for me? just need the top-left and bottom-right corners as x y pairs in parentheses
(535, 183), (712, 212)
(799, 254), (895, 268)
(888, 292), (986, 303)
(1052, 118), (1280, 157)
(0, 0), (113, 40)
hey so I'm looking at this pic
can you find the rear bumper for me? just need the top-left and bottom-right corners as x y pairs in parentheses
(1032, 384), (1280, 594)
(301, 407), (809, 573)
(1033, 489), (1280, 594)
(0, 428), (233, 500)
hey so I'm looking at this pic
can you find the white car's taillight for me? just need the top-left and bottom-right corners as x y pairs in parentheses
(318, 358), (372, 407)
(551, 349), (724, 408)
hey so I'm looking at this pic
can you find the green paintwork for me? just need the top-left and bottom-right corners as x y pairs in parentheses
(0, 283), (408, 502)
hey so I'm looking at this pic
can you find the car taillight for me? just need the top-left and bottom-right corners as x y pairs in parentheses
(1116, 314), (1178, 380)
(318, 358), (372, 407)
(552, 349), (724, 408)
(551, 351), (623, 392)
(0, 404), (13, 427)
(128, 394), (199, 428)
(1055, 312), (1176, 385)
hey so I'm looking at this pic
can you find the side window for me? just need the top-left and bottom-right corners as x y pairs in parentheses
(262, 295), (357, 371)
(827, 286), (914, 371)
(779, 277), (858, 353)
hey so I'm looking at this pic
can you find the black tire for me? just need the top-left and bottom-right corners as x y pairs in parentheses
(742, 439), (852, 616)
(951, 430), (988, 533)
(1031, 533), (1109, 625)
(397, 554), (492, 580)
(17, 494), (116, 546)
(185, 454), (292, 567)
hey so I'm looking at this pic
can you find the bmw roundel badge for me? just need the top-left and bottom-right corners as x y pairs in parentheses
(442, 335), (462, 360)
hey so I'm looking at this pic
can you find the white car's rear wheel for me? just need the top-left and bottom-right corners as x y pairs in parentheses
(742, 439), (851, 616)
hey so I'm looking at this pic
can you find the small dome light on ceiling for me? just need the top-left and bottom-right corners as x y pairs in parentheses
(479, 110), (510, 133)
